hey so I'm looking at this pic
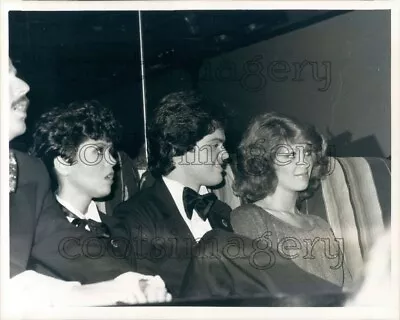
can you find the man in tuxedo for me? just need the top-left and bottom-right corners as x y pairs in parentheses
(7, 59), (170, 308)
(114, 91), (232, 296)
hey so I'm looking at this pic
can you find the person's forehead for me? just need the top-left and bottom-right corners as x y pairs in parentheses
(276, 142), (311, 152)
(9, 60), (17, 75)
(79, 138), (112, 147)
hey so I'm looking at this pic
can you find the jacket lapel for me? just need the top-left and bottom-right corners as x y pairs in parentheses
(208, 199), (233, 231)
(9, 175), (37, 276)
(148, 179), (232, 239)
(153, 179), (195, 242)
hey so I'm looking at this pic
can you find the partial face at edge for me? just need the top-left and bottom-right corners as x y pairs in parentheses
(9, 60), (30, 141)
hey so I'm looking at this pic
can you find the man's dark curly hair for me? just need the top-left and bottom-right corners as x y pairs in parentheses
(30, 100), (121, 190)
(147, 90), (227, 177)
(233, 112), (329, 206)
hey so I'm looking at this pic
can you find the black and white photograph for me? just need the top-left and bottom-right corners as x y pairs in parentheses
(1, 2), (397, 319)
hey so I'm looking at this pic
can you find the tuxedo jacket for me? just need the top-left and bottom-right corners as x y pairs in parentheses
(10, 150), (132, 283)
(114, 178), (233, 296)
(180, 229), (343, 300)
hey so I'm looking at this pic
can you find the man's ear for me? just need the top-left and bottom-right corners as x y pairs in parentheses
(53, 156), (72, 176)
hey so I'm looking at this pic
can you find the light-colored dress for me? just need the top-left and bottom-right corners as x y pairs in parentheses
(231, 203), (353, 289)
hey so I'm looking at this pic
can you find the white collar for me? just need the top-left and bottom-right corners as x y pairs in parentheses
(56, 195), (101, 223)
(162, 176), (208, 196)
(161, 176), (212, 241)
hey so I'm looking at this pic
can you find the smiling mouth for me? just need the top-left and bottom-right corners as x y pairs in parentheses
(295, 173), (309, 178)
(12, 97), (29, 113)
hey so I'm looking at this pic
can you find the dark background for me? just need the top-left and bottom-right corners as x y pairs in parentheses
(11, 10), (385, 161)
(9, 11), (144, 158)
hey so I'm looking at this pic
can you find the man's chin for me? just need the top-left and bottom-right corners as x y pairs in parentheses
(206, 176), (225, 188)
(9, 125), (26, 141)
(94, 189), (112, 200)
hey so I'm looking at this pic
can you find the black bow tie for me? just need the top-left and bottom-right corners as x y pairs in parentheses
(9, 151), (18, 193)
(61, 205), (110, 238)
(182, 187), (217, 221)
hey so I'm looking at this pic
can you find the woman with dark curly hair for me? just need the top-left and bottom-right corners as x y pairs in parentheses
(231, 112), (352, 290)
(30, 101), (171, 302)
(31, 101), (121, 223)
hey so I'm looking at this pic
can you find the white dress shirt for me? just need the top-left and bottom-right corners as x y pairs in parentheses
(56, 195), (102, 229)
(162, 176), (212, 241)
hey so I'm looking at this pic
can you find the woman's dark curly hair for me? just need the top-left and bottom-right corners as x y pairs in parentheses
(233, 112), (329, 206)
(30, 100), (121, 190)
(148, 90), (227, 177)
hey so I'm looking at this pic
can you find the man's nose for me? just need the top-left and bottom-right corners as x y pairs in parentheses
(12, 77), (30, 97)
(218, 149), (230, 164)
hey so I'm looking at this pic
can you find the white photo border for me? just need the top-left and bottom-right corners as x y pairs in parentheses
(1, 1), (399, 319)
